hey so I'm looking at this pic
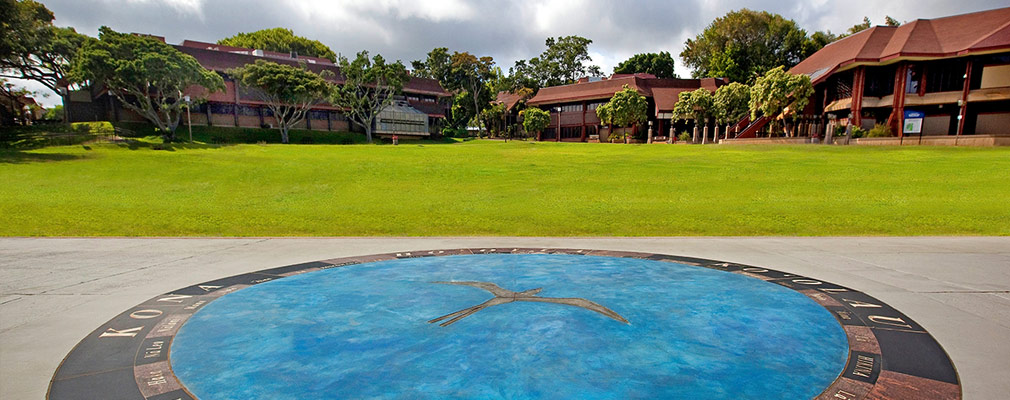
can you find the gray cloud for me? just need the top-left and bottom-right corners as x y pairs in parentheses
(17, 0), (1009, 106)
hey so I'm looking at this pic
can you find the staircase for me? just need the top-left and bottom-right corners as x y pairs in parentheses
(733, 116), (771, 139)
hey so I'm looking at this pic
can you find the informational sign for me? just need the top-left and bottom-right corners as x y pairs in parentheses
(903, 110), (924, 134)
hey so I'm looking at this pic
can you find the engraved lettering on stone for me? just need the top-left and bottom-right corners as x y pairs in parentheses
(144, 340), (164, 359)
(792, 279), (822, 285)
(146, 370), (167, 386)
(741, 267), (768, 273)
(833, 389), (857, 399)
(130, 309), (164, 319)
(198, 285), (222, 292)
(251, 278), (273, 284)
(843, 299), (883, 308)
(836, 311), (852, 320)
(852, 354), (875, 378)
(868, 315), (913, 329)
(100, 326), (143, 338)
(157, 294), (192, 303)
(821, 288), (849, 293)
(184, 300), (206, 311)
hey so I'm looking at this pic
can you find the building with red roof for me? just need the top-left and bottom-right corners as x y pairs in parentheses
(789, 7), (1010, 139)
(70, 37), (451, 137)
(518, 73), (726, 142)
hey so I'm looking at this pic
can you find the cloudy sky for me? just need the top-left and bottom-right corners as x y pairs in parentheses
(16, 0), (1008, 107)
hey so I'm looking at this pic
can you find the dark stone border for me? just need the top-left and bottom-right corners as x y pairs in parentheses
(47, 248), (962, 400)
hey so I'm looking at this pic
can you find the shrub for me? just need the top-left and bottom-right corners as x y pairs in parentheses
(851, 126), (868, 138)
(867, 124), (893, 138)
(678, 131), (691, 142)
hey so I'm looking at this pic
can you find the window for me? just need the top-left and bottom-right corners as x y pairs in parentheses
(863, 66), (896, 97)
(561, 104), (583, 112)
(560, 126), (582, 139)
(924, 60), (966, 93)
(906, 65), (922, 94)
(209, 103), (234, 115)
(587, 102), (605, 111)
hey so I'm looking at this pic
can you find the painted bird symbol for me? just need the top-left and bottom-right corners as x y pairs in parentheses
(428, 281), (628, 326)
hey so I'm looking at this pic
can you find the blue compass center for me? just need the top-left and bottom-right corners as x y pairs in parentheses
(171, 254), (848, 399)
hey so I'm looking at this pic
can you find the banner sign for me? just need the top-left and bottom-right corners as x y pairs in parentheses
(903, 110), (924, 134)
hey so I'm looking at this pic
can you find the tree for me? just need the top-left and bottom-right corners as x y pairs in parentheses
(228, 60), (332, 144)
(1, 0), (91, 123)
(605, 84), (648, 142)
(513, 35), (601, 88)
(841, 16), (901, 38)
(520, 107), (550, 140)
(613, 52), (677, 78)
(218, 28), (336, 62)
(749, 66), (814, 136)
(681, 9), (815, 84)
(449, 52), (495, 136)
(410, 47), (451, 84)
(713, 82), (751, 126)
(595, 102), (614, 140)
(330, 51), (409, 143)
(673, 88), (715, 123)
(71, 27), (224, 141)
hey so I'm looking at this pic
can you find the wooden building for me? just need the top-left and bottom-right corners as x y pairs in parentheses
(781, 7), (1010, 140)
(69, 38), (451, 137)
(520, 74), (727, 142)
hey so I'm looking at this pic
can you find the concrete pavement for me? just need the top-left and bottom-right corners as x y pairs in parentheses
(2, 237), (1008, 399)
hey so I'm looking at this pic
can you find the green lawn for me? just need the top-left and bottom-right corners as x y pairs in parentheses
(1, 141), (1008, 236)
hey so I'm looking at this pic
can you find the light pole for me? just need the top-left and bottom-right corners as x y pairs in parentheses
(183, 95), (193, 143)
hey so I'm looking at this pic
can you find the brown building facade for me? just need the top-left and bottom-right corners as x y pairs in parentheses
(69, 39), (451, 137)
(521, 74), (727, 142)
(787, 7), (1010, 139)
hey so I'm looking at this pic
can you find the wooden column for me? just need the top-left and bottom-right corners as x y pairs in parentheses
(306, 112), (312, 130)
(890, 64), (908, 137)
(258, 106), (264, 126)
(851, 66), (866, 128)
(580, 101), (587, 142)
(232, 80), (239, 127)
(327, 111), (332, 131)
(957, 61), (973, 136)
(206, 103), (213, 126)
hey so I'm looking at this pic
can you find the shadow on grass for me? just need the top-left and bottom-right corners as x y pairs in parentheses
(113, 140), (232, 151)
(0, 150), (84, 164)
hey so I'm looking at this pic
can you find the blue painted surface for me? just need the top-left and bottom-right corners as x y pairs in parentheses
(171, 254), (848, 399)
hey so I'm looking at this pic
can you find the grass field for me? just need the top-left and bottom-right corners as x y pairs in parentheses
(1, 141), (1008, 236)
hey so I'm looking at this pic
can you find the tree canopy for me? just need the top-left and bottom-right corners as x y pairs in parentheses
(218, 28), (337, 62)
(680, 9), (828, 84)
(520, 107), (550, 138)
(1, 0), (91, 122)
(602, 84), (648, 142)
(613, 52), (677, 78)
(229, 60), (332, 143)
(673, 88), (715, 123)
(410, 47), (451, 84)
(840, 16), (901, 38)
(749, 66), (813, 123)
(449, 52), (496, 134)
(713, 82), (751, 125)
(510, 35), (601, 90)
(329, 51), (409, 143)
(71, 26), (224, 140)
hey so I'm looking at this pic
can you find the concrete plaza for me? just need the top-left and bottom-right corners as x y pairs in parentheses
(2, 237), (1008, 399)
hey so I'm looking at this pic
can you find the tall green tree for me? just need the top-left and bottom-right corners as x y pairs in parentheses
(613, 52), (677, 78)
(749, 66), (814, 135)
(604, 84), (648, 142)
(410, 47), (451, 84)
(513, 35), (601, 88)
(681, 9), (817, 84)
(330, 51), (409, 143)
(218, 28), (336, 62)
(1, 0), (91, 123)
(228, 60), (332, 144)
(71, 27), (224, 141)
(449, 52), (495, 135)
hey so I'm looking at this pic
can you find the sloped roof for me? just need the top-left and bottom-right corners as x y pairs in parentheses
(495, 91), (524, 111)
(174, 43), (450, 97)
(791, 7), (1010, 83)
(527, 75), (727, 114)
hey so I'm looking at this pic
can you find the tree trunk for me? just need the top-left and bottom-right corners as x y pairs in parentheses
(60, 87), (70, 125)
(365, 124), (373, 143)
(281, 125), (290, 144)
